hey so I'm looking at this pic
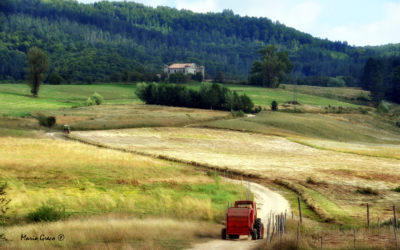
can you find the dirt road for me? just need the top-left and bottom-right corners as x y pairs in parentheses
(190, 179), (290, 250)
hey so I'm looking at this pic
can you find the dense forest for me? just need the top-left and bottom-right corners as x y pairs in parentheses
(1, 0), (400, 84)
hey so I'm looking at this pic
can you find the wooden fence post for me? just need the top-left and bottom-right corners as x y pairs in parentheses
(394, 205), (398, 250)
(367, 203), (370, 229)
(321, 236), (323, 249)
(353, 227), (356, 250)
(297, 221), (300, 249)
(298, 197), (302, 224)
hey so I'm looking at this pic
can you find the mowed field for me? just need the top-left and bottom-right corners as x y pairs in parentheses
(72, 122), (400, 225)
(0, 134), (247, 249)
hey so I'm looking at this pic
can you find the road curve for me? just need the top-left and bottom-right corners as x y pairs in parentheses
(190, 179), (290, 250)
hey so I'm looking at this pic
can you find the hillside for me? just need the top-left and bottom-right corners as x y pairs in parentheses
(1, 0), (398, 83)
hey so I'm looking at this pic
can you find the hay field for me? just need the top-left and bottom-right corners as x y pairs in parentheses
(42, 104), (229, 130)
(3, 215), (218, 249)
(73, 127), (400, 225)
(0, 136), (247, 225)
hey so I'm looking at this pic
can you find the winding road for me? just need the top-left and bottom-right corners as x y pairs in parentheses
(190, 179), (290, 250)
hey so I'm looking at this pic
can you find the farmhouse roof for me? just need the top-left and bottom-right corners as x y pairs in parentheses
(168, 63), (195, 69)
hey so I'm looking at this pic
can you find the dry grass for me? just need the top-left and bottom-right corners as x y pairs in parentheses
(72, 127), (400, 225)
(257, 219), (398, 250)
(0, 137), (246, 222)
(39, 104), (229, 130)
(2, 215), (219, 249)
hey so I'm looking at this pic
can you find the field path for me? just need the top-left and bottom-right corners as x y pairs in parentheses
(190, 179), (290, 250)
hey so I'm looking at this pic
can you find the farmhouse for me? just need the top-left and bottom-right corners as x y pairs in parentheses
(164, 63), (205, 78)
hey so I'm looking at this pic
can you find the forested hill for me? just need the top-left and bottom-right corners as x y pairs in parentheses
(1, 0), (399, 83)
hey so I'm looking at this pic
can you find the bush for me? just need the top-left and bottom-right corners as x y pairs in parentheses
(91, 92), (104, 105)
(393, 186), (400, 192)
(271, 100), (278, 111)
(27, 204), (67, 222)
(306, 177), (317, 184)
(356, 187), (379, 195)
(377, 101), (390, 113)
(38, 114), (56, 128)
(231, 110), (245, 117)
(396, 121), (400, 128)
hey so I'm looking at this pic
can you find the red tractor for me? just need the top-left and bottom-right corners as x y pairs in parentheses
(221, 200), (264, 240)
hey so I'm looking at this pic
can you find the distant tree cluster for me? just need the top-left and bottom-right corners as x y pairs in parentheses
(249, 45), (293, 88)
(135, 82), (255, 112)
(296, 76), (356, 87)
(361, 57), (400, 104)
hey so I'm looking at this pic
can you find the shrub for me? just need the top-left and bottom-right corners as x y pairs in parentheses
(0, 182), (10, 241)
(27, 204), (67, 222)
(306, 177), (317, 185)
(356, 187), (379, 195)
(231, 110), (245, 118)
(271, 100), (278, 111)
(38, 114), (56, 128)
(90, 92), (104, 105)
(377, 101), (390, 113)
(393, 186), (400, 192)
(396, 121), (400, 128)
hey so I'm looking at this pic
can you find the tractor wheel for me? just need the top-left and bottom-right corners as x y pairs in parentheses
(260, 223), (264, 239)
(251, 229), (257, 240)
(221, 228), (227, 240)
(254, 218), (262, 239)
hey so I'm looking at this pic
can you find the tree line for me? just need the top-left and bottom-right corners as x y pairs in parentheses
(135, 82), (256, 113)
(361, 57), (400, 104)
(2, 0), (400, 84)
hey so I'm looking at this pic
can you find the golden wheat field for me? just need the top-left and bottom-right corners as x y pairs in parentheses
(72, 127), (400, 225)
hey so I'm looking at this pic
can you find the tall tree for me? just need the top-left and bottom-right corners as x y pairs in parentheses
(249, 45), (293, 88)
(391, 66), (400, 103)
(27, 47), (49, 97)
(361, 58), (384, 104)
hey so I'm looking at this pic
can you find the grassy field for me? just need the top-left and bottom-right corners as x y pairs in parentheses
(281, 84), (371, 103)
(71, 126), (400, 226)
(0, 84), (139, 116)
(0, 83), (362, 118)
(224, 84), (361, 108)
(0, 134), (247, 249)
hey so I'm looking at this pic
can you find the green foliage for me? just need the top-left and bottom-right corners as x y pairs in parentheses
(0, 182), (10, 241)
(169, 72), (186, 83)
(377, 101), (390, 113)
(396, 121), (400, 128)
(271, 100), (278, 111)
(135, 82), (255, 112)
(37, 114), (56, 128)
(84, 92), (104, 106)
(47, 71), (63, 85)
(356, 187), (379, 195)
(26, 47), (49, 97)
(230, 110), (245, 118)
(249, 45), (293, 88)
(2, 0), (395, 84)
(26, 204), (67, 222)
(393, 186), (400, 192)
(192, 72), (203, 82)
(90, 92), (104, 105)
(213, 72), (224, 83)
